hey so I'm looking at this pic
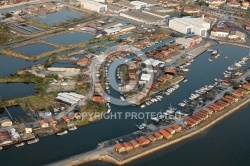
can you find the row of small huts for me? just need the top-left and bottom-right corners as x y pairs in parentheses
(184, 84), (250, 128)
(115, 123), (182, 153)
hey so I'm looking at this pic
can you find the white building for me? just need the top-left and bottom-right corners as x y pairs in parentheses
(79, 0), (107, 13)
(0, 117), (12, 128)
(130, 1), (147, 9)
(169, 17), (211, 37)
(141, 73), (151, 81)
(211, 28), (230, 37)
(120, 10), (165, 25)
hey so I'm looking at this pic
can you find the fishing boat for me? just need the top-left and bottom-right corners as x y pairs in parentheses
(69, 126), (77, 131)
(140, 104), (146, 108)
(15, 142), (25, 147)
(27, 138), (39, 145)
(0, 146), (2, 150)
(151, 117), (159, 122)
(57, 130), (68, 136)
(183, 78), (187, 82)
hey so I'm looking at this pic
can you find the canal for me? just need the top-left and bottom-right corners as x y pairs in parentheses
(0, 45), (249, 166)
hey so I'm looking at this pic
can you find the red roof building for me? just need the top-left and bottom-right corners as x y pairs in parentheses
(123, 142), (133, 151)
(172, 124), (182, 132)
(138, 136), (151, 146)
(148, 134), (156, 142)
(130, 140), (139, 148)
(165, 126), (175, 134)
(115, 143), (125, 153)
(153, 132), (163, 140)
(159, 129), (172, 139)
(77, 57), (89, 66)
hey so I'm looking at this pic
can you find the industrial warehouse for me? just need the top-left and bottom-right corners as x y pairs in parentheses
(169, 17), (211, 37)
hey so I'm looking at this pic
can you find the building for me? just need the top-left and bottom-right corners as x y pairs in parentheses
(0, 117), (12, 127)
(115, 142), (125, 153)
(165, 126), (175, 134)
(169, 17), (211, 37)
(148, 134), (156, 142)
(56, 92), (85, 105)
(39, 120), (49, 128)
(227, 0), (240, 8)
(92, 95), (105, 103)
(159, 129), (172, 139)
(79, 0), (107, 13)
(211, 27), (231, 37)
(107, 4), (124, 13)
(120, 10), (165, 25)
(0, 131), (12, 146)
(183, 7), (200, 14)
(62, 115), (70, 123)
(175, 37), (197, 48)
(138, 136), (150, 146)
(130, 1), (147, 9)
(77, 57), (89, 66)
(153, 132), (163, 140)
(142, 8), (170, 19)
(130, 140), (139, 148)
(123, 142), (133, 151)
(141, 73), (151, 81)
(228, 31), (246, 41)
(48, 117), (57, 126)
(172, 124), (182, 132)
(17, 123), (33, 134)
(116, 0), (136, 9)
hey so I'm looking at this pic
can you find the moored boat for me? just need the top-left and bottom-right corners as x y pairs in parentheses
(57, 130), (68, 136)
(27, 138), (39, 145)
(15, 142), (25, 147)
(69, 126), (77, 131)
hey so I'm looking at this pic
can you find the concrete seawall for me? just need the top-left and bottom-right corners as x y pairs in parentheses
(48, 96), (250, 166)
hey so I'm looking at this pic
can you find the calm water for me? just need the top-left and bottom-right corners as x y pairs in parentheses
(0, 45), (249, 166)
(33, 8), (84, 25)
(0, 54), (48, 76)
(45, 32), (95, 45)
(0, 105), (27, 119)
(51, 60), (76, 68)
(0, 83), (35, 99)
(13, 43), (56, 56)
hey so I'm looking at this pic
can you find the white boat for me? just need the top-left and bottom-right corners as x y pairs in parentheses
(27, 138), (39, 145)
(69, 126), (77, 131)
(183, 78), (187, 82)
(140, 104), (146, 108)
(106, 108), (111, 114)
(57, 130), (68, 136)
(120, 96), (125, 101)
(178, 103), (186, 107)
(0, 147), (2, 150)
(225, 56), (228, 59)
(60, 82), (68, 86)
(207, 48), (214, 52)
(15, 142), (25, 147)
(182, 68), (189, 72)
(151, 117), (159, 122)
(96, 34), (102, 38)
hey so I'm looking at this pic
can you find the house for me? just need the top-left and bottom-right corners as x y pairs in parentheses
(74, 112), (81, 119)
(92, 95), (105, 103)
(115, 143), (125, 153)
(228, 31), (246, 41)
(39, 120), (49, 128)
(77, 57), (89, 66)
(242, 83), (250, 90)
(130, 140), (139, 148)
(17, 123), (32, 134)
(124, 142), (133, 151)
(153, 132), (163, 140)
(0, 117), (12, 128)
(148, 134), (156, 142)
(211, 27), (231, 38)
(183, 7), (200, 14)
(164, 69), (176, 75)
(172, 124), (182, 132)
(138, 136), (151, 146)
(159, 129), (172, 139)
(62, 115), (70, 123)
(165, 126), (175, 134)
(48, 117), (57, 126)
